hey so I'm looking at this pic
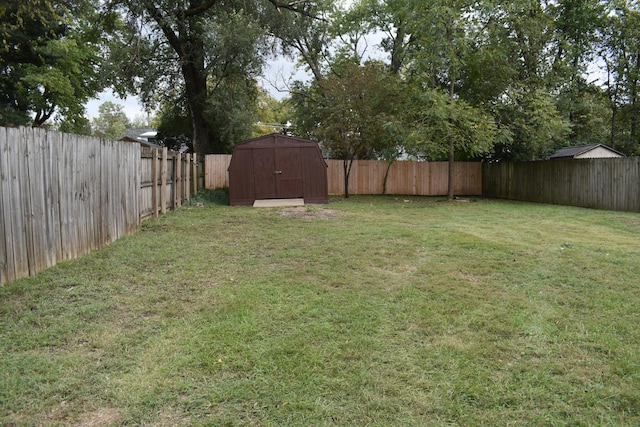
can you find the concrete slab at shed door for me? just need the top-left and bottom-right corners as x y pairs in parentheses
(253, 198), (305, 207)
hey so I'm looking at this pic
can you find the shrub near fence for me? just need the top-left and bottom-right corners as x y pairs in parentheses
(0, 127), (204, 286)
(483, 158), (640, 213)
(205, 154), (482, 196)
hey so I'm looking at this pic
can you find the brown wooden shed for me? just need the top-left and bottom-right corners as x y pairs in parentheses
(228, 133), (328, 206)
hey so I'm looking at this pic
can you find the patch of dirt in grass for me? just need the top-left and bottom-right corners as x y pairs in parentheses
(280, 207), (343, 220)
(75, 407), (120, 426)
(370, 264), (418, 281)
(457, 270), (481, 284)
(153, 407), (191, 426)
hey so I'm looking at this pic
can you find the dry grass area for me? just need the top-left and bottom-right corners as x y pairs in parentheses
(76, 408), (121, 426)
(279, 206), (343, 220)
(1, 195), (639, 426)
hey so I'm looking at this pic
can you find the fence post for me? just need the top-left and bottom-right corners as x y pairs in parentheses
(185, 153), (191, 201)
(152, 148), (159, 218)
(175, 152), (182, 208)
(161, 147), (167, 214)
(192, 154), (198, 194)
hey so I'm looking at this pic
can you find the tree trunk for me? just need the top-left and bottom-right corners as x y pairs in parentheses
(382, 160), (394, 195)
(605, 60), (618, 149)
(390, 24), (406, 75)
(611, 105), (618, 149)
(343, 158), (351, 198)
(181, 45), (210, 155)
(445, 14), (456, 202)
(142, 2), (212, 155)
(448, 133), (455, 200)
(630, 53), (640, 145)
(447, 79), (455, 201)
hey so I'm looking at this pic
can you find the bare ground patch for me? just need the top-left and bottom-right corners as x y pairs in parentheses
(279, 207), (343, 220)
(75, 407), (120, 426)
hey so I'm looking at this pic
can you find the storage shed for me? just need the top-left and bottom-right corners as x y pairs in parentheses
(228, 134), (328, 206)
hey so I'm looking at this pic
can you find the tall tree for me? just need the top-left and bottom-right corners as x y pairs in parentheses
(550, 0), (608, 146)
(270, 0), (335, 84)
(404, 0), (499, 199)
(476, 0), (572, 160)
(291, 61), (404, 198)
(0, 0), (104, 127)
(351, 0), (413, 74)
(91, 101), (132, 140)
(550, 0), (605, 79)
(601, 0), (640, 154)
(107, 0), (314, 154)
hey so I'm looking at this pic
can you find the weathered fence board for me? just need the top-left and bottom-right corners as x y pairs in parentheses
(25, 128), (48, 274)
(185, 153), (191, 203)
(205, 154), (232, 189)
(0, 128), (18, 283)
(1, 127), (204, 286)
(3, 128), (29, 281)
(483, 158), (640, 213)
(204, 154), (483, 196)
(0, 128), (140, 283)
(139, 147), (201, 220)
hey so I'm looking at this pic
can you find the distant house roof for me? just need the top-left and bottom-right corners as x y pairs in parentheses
(550, 144), (625, 159)
(119, 128), (162, 149)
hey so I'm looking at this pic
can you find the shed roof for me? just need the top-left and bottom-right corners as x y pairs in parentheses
(549, 144), (625, 159)
(232, 133), (326, 152)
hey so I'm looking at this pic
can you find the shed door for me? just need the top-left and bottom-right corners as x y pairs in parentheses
(253, 148), (277, 199)
(253, 147), (303, 199)
(275, 147), (303, 198)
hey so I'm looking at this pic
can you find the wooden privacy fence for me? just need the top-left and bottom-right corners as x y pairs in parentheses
(483, 158), (640, 212)
(205, 154), (232, 189)
(325, 160), (481, 196)
(140, 147), (204, 220)
(205, 154), (482, 196)
(0, 127), (203, 286)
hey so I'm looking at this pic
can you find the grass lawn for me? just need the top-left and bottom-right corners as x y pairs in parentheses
(1, 193), (639, 426)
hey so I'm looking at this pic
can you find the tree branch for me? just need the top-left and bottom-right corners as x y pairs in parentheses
(267, 0), (316, 19)
(184, 0), (220, 17)
(139, 0), (181, 53)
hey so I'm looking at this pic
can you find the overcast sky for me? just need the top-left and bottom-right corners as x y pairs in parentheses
(84, 0), (371, 122)
(84, 54), (309, 122)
